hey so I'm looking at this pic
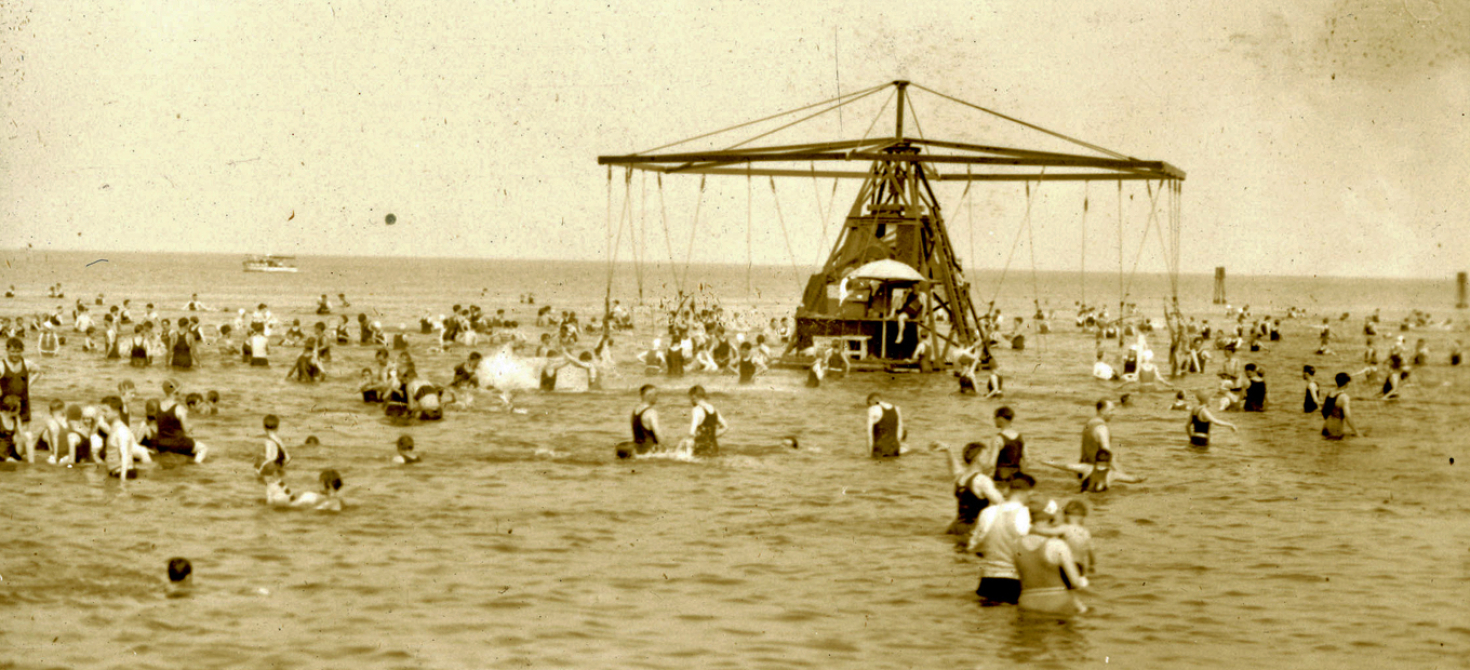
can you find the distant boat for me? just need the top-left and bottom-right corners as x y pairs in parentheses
(243, 255), (299, 273)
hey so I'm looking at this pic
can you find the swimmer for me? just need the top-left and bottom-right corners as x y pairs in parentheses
(259, 462), (293, 507)
(983, 361), (1004, 399)
(1042, 446), (1146, 492)
(1169, 391), (1188, 410)
(392, 435), (421, 464)
(866, 393), (904, 458)
(1058, 500), (1095, 576)
(2, 336), (39, 424)
(156, 380), (208, 463)
(1186, 390), (1237, 448)
(0, 395), (28, 462)
(166, 557), (193, 597)
(686, 385), (726, 457)
(255, 414), (290, 475)
(289, 469), (344, 511)
(1241, 363), (1267, 412)
(931, 440), (1005, 539)
(1302, 365), (1322, 414)
(616, 384), (662, 459)
(1015, 499), (1089, 616)
(359, 367), (383, 403)
(32, 398), (68, 463)
(1320, 372), (1359, 439)
(452, 352), (483, 388)
(967, 473), (1036, 606)
(100, 396), (148, 479)
(990, 406), (1025, 481)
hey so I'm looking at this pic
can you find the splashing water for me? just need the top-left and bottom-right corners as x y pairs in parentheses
(476, 344), (541, 392)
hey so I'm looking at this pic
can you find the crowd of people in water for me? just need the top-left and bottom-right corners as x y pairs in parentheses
(1, 283), (1465, 613)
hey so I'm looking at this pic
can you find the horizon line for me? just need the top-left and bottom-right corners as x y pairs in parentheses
(0, 248), (1462, 284)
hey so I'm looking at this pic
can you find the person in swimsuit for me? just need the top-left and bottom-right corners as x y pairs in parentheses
(1186, 390), (1237, 448)
(1043, 446), (1146, 492)
(1058, 500), (1096, 577)
(451, 352), (482, 388)
(1241, 363), (1267, 412)
(0, 395), (28, 462)
(100, 395), (148, 478)
(686, 385), (726, 457)
(967, 473), (1036, 606)
(289, 469), (344, 511)
(1320, 373), (1360, 440)
(617, 384), (663, 459)
(866, 393), (904, 458)
(3, 337), (39, 425)
(255, 414), (290, 475)
(30, 398), (69, 463)
(1015, 499), (1090, 616)
(1302, 365), (1322, 414)
(392, 435), (421, 464)
(156, 380), (209, 463)
(169, 326), (194, 370)
(734, 342), (764, 385)
(1451, 341), (1462, 366)
(990, 406), (1025, 481)
(931, 440), (1005, 539)
(1080, 400), (1115, 465)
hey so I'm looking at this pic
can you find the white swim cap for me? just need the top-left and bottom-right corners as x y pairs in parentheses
(81, 406), (98, 419)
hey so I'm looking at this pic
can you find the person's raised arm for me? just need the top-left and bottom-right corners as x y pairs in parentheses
(1041, 459), (1089, 475)
(931, 441), (966, 479)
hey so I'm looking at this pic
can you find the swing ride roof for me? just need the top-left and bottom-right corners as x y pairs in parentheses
(597, 81), (1185, 183)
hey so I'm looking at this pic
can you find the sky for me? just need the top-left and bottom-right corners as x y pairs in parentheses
(2, 0), (1467, 279)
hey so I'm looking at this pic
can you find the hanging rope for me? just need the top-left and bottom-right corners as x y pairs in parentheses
(989, 173), (1043, 305)
(605, 168), (634, 317)
(680, 176), (708, 294)
(1025, 180), (1041, 312)
(636, 170), (646, 304)
(769, 176), (803, 290)
(746, 162), (753, 298)
(656, 174), (683, 296)
(639, 82), (887, 154)
(1121, 179), (1164, 302)
(605, 165), (614, 287)
(1116, 179), (1124, 345)
(964, 165), (974, 274)
(1080, 182), (1089, 306)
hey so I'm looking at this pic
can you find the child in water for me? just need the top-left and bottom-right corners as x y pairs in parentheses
(290, 469), (345, 511)
(1041, 447), (1147, 492)
(1058, 500), (1096, 576)
(259, 463), (293, 507)
(393, 435), (421, 464)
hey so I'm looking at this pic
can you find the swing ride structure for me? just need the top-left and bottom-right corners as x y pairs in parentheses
(597, 80), (1186, 371)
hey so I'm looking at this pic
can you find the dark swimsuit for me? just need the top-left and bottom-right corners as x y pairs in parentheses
(1188, 407), (1211, 447)
(693, 405), (720, 457)
(871, 405), (901, 458)
(1, 359), (31, 422)
(171, 334), (193, 369)
(949, 471), (990, 536)
(154, 404), (196, 456)
(993, 434), (1024, 481)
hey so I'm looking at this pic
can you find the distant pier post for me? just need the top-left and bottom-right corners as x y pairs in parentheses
(1458, 271), (1468, 309)
(1212, 267), (1227, 305)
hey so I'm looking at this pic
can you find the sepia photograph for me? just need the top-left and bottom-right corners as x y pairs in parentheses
(2, 1), (1468, 668)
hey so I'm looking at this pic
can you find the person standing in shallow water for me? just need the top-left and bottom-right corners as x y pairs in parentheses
(1080, 400), (1115, 465)
(687, 385), (725, 457)
(1321, 372), (1359, 440)
(866, 393), (904, 458)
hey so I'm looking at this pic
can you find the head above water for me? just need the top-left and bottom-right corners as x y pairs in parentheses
(319, 469), (343, 492)
(167, 557), (193, 584)
(397, 435), (414, 451)
(1095, 399), (1115, 418)
(639, 384), (657, 402)
(688, 385), (707, 402)
(1335, 372), (1351, 387)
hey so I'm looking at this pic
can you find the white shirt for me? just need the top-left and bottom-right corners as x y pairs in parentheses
(1092, 360), (1114, 380)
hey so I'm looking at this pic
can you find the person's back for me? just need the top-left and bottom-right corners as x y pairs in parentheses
(968, 478), (1032, 606)
(1081, 415), (1106, 464)
(869, 400), (901, 458)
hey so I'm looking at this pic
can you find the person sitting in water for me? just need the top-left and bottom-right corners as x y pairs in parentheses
(316, 294), (332, 316)
(289, 469), (344, 511)
(451, 352), (482, 388)
(866, 393), (904, 458)
(1187, 390), (1237, 448)
(1380, 366), (1409, 400)
(156, 380), (209, 463)
(1169, 390), (1189, 411)
(616, 384), (663, 459)
(1091, 350), (1117, 381)
(1015, 499), (1090, 616)
(100, 395), (148, 478)
(983, 362), (1004, 399)
(30, 398), (69, 463)
(733, 342), (765, 385)
(392, 435), (421, 464)
(0, 395), (30, 462)
(411, 378), (445, 421)
(260, 462), (293, 507)
(931, 440), (1005, 539)
(354, 367), (382, 403)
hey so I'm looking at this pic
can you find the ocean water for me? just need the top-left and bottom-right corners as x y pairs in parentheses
(1, 250), (1468, 670)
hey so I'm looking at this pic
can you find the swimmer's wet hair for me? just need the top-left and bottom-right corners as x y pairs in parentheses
(167, 557), (192, 583)
(206, 390), (219, 402)
(101, 396), (124, 413)
(1063, 500), (1089, 517)
(263, 414), (280, 430)
(1335, 372), (1351, 387)
(961, 442), (986, 465)
(48, 398), (66, 412)
(994, 406), (1015, 421)
(1007, 473), (1036, 490)
(320, 469), (343, 491)
(1303, 365), (1315, 375)
(397, 435), (414, 450)
(639, 384), (656, 396)
(689, 385), (707, 399)
(304, 435), (320, 445)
